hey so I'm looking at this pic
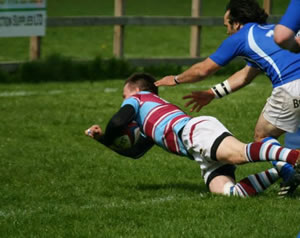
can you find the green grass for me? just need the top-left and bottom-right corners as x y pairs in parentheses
(0, 0), (299, 237)
(1, 76), (300, 237)
(0, 0), (291, 62)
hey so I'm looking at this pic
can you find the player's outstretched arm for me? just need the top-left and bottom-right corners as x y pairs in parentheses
(183, 89), (215, 112)
(85, 104), (136, 144)
(85, 125), (103, 138)
(226, 65), (261, 91)
(115, 135), (154, 159)
(182, 65), (261, 112)
(154, 58), (221, 87)
(85, 104), (154, 159)
(85, 124), (154, 159)
(89, 128), (154, 159)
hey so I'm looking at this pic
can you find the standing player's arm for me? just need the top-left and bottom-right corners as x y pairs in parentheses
(274, 0), (300, 53)
(226, 65), (261, 92)
(154, 58), (221, 86)
(274, 25), (300, 52)
(183, 65), (261, 112)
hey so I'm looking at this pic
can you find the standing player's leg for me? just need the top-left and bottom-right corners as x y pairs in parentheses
(285, 127), (300, 149)
(254, 80), (300, 143)
(254, 112), (285, 142)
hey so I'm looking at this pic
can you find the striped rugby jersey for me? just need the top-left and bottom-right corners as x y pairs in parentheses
(209, 23), (300, 88)
(121, 91), (191, 156)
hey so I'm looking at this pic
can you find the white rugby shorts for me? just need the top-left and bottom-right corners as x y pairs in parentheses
(263, 79), (300, 133)
(181, 116), (233, 183)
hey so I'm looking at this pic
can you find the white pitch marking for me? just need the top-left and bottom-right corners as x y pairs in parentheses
(101, 194), (206, 209)
(0, 91), (37, 97)
(104, 88), (118, 93)
(0, 87), (120, 97)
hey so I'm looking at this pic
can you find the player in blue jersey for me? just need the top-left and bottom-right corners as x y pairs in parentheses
(154, 0), (300, 196)
(285, 127), (300, 149)
(85, 73), (300, 197)
(274, 0), (300, 52)
(274, 0), (300, 150)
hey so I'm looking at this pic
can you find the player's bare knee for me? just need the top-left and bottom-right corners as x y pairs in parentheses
(209, 175), (234, 195)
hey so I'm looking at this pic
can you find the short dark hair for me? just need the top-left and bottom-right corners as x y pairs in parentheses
(125, 73), (158, 95)
(226, 0), (268, 25)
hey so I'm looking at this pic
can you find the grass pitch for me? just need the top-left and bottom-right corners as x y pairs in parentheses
(0, 0), (299, 237)
(0, 76), (300, 237)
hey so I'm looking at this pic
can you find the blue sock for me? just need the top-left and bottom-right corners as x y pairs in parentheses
(261, 137), (281, 146)
(272, 161), (295, 181)
(261, 137), (295, 182)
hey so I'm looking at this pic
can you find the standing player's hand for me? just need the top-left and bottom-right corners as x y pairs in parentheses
(183, 89), (215, 112)
(154, 75), (177, 87)
(85, 125), (103, 138)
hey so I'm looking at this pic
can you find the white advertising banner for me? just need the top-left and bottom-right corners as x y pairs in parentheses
(0, 0), (47, 37)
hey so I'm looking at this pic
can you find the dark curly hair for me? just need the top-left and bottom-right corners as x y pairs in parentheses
(125, 73), (158, 95)
(226, 0), (268, 25)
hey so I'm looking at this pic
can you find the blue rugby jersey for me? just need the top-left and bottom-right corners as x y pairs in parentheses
(280, 0), (300, 33)
(209, 23), (300, 88)
(121, 91), (191, 156)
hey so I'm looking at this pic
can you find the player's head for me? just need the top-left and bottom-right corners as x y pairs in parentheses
(224, 0), (268, 35)
(123, 73), (158, 99)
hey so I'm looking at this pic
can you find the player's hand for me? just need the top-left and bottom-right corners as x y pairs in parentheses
(183, 89), (215, 112)
(85, 125), (103, 138)
(154, 75), (176, 87)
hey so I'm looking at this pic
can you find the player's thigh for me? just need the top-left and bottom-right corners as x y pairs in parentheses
(216, 136), (247, 164)
(257, 80), (300, 139)
(182, 116), (232, 161)
(254, 112), (285, 141)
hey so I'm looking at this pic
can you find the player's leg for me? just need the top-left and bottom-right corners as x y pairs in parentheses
(251, 136), (299, 197)
(284, 127), (300, 149)
(181, 116), (300, 195)
(263, 137), (300, 197)
(207, 165), (280, 197)
(254, 80), (300, 142)
(216, 135), (300, 196)
(254, 112), (285, 141)
(205, 164), (236, 195)
(216, 136), (300, 166)
(261, 137), (295, 181)
(209, 137), (281, 197)
(182, 115), (300, 166)
(225, 168), (279, 197)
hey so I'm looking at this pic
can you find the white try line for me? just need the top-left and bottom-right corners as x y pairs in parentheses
(0, 88), (119, 97)
(97, 193), (207, 210)
(0, 194), (208, 218)
(0, 82), (259, 98)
